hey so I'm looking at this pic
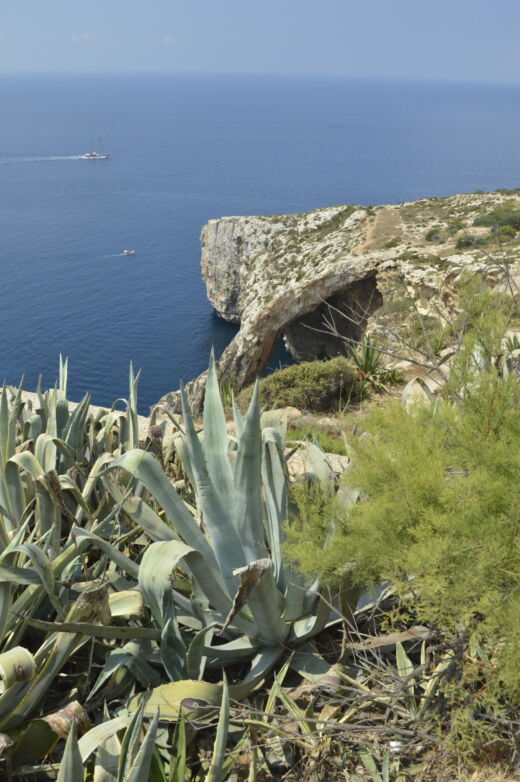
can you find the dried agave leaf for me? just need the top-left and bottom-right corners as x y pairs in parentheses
(42, 700), (91, 740)
(220, 559), (272, 635)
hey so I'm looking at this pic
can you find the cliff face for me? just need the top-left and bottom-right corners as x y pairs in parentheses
(157, 191), (520, 414)
(201, 215), (287, 322)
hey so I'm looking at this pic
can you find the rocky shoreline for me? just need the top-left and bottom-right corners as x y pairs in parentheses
(156, 190), (520, 414)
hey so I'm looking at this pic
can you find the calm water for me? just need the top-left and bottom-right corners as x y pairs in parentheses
(0, 73), (519, 412)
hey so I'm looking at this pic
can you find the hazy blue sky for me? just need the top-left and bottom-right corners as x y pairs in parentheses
(1, 0), (519, 84)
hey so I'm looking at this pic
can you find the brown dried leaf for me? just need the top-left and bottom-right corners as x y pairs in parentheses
(69, 582), (111, 625)
(42, 700), (91, 740)
(219, 558), (271, 635)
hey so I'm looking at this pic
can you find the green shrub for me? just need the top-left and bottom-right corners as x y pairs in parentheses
(425, 226), (442, 243)
(284, 302), (520, 699)
(474, 205), (520, 231)
(455, 233), (486, 250)
(382, 236), (401, 249)
(403, 313), (448, 355)
(287, 423), (347, 455)
(495, 224), (517, 242)
(238, 356), (362, 413)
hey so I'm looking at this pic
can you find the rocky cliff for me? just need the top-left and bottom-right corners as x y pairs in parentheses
(157, 190), (520, 414)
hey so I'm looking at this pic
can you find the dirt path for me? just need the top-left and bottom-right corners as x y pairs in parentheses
(356, 207), (403, 253)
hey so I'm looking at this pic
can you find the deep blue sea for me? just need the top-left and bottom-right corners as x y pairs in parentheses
(1, 73), (519, 412)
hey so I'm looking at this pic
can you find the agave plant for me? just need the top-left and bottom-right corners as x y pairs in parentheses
(0, 355), (351, 776)
(85, 355), (344, 694)
(0, 362), (157, 757)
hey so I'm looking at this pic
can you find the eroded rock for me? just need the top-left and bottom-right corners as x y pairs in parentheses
(156, 191), (520, 414)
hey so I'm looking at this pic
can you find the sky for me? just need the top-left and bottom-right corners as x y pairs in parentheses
(1, 0), (520, 85)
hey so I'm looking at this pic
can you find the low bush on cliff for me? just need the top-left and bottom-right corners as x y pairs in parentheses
(283, 294), (520, 762)
(239, 355), (363, 412)
(474, 204), (520, 231)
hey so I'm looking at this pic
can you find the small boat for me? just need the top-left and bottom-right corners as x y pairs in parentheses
(80, 151), (109, 159)
(122, 249), (136, 256)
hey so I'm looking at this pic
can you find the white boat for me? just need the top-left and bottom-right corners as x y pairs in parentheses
(80, 151), (109, 159)
(122, 249), (136, 255)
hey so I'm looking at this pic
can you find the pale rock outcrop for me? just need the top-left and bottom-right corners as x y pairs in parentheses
(156, 191), (520, 414)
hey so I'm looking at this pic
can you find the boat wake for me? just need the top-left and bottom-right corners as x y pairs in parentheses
(0, 155), (86, 165)
(99, 253), (136, 259)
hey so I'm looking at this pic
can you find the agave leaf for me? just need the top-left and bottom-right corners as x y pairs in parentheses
(89, 648), (138, 700)
(304, 441), (335, 487)
(231, 646), (285, 700)
(12, 543), (65, 620)
(78, 453), (113, 509)
(6, 382), (24, 462)
(56, 722), (84, 782)
(0, 625), (87, 728)
(124, 708), (159, 782)
(58, 355), (68, 398)
(139, 540), (193, 625)
(289, 591), (331, 643)
(0, 565), (40, 585)
(169, 714), (187, 782)
(108, 590), (144, 618)
(261, 427), (287, 588)
(102, 475), (179, 542)
(160, 617), (186, 682)
(62, 392), (91, 466)
(18, 615), (161, 641)
(0, 647), (35, 690)
(203, 636), (259, 667)
(288, 642), (332, 683)
(93, 705), (120, 782)
(9, 718), (60, 766)
(138, 539), (234, 629)
(203, 352), (236, 513)
(127, 680), (228, 720)
(26, 412), (43, 441)
(186, 624), (215, 680)
(8, 451), (45, 480)
(205, 675), (229, 782)
(272, 681), (316, 745)
(126, 364), (140, 452)
(79, 716), (130, 762)
(396, 641), (415, 707)
(234, 382), (268, 562)
(0, 387), (9, 467)
(117, 699), (145, 781)
(134, 655), (282, 721)
(55, 399), (70, 440)
(233, 560), (289, 646)
(4, 460), (26, 529)
(401, 376), (434, 407)
(72, 527), (139, 581)
(34, 433), (58, 474)
(104, 450), (219, 571)
(180, 384), (246, 572)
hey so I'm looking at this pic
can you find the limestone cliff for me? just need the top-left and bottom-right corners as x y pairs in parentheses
(157, 191), (520, 414)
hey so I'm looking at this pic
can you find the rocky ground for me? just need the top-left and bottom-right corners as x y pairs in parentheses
(157, 189), (520, 414)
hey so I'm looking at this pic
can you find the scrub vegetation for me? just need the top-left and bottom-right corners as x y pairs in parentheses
(0, 277), (520, 780)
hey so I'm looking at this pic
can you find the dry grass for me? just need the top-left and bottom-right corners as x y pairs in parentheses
(455, 769), (520, 782)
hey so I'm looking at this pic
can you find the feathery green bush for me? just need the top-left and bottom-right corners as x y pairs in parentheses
(284, 285), (520, 685)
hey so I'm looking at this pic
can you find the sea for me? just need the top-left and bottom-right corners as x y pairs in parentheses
(1, 73), (519, 413)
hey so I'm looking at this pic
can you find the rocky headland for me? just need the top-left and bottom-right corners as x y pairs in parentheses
(157, 190), (520, 414)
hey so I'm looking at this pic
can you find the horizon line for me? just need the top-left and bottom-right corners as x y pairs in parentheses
(0, 69), (519, 90)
